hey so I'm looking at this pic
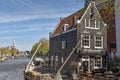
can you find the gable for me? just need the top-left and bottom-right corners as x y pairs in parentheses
(78, 1), (105, 28)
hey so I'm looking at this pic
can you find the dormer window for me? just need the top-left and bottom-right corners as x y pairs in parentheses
(62, 24), (68, 32)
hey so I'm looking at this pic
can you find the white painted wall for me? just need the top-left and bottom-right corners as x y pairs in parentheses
(115, 0), (120, 56)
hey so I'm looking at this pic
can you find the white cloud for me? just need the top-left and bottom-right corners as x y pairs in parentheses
(0, 12), (69, 23)
(0, 27), (38, 34)
(0, 36), (19, 40)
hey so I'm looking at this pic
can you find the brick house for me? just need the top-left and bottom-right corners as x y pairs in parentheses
(49, 0), (116, 74)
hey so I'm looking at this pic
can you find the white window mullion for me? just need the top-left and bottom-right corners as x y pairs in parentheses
(89, 19), (90, 28)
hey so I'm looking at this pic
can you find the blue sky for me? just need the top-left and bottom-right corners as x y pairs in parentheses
(0, 0), (84, 51)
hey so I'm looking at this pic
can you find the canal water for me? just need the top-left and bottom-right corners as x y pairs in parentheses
(0, 58), (29, 80)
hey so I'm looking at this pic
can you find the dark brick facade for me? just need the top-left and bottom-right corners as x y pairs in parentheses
(49, 28), (77, 73)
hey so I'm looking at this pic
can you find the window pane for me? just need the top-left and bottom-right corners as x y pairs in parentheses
(90, 19), (95, 28)
(96, 20), (100, 28)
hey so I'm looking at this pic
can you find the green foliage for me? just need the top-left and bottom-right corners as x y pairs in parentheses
(0, 47), (19, 56)
(10, 49), (19, 56)
(31, 37), (49, 55)
(70, 62), (78, 72)
(0, 47), (10, 55)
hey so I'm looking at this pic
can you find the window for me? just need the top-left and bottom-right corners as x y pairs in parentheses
(94, 36), (103, 48)
(85, 19), (100, 29)
(55, 56), (58, 67)
(61, 57), (64, 64)
(94, 57), (102, 68)
(89, 19), (95, 28)
(62, 41), (67, 49)
(62, 24), (68, 32)
(56, 56), (58, 62)
(85, 19), (89, 28)
(81, 35), (90, 48)
(51, 56), (53, 67)
(95, 20), (100, 29)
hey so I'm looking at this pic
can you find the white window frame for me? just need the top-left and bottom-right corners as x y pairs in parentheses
(94, 56), (102, 69)
(85, 19), (89, 28)
(95, 20), (100, 29)
(94, 36), (103, 49)
(81, 35), (90, 48)
(62, 41), (67, 49)
(85, 19), (100, 29)
(62, 24), (68, 32)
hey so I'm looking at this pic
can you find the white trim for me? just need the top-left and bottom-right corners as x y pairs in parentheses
(50, 28), (76, 38)
(94, 36), (103, 49)
(82, 56), (90, 61)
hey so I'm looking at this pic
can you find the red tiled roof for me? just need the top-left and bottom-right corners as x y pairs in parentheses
(51, 8), (86, 36)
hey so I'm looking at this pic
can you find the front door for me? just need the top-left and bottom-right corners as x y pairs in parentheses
(82, 56), (90, 72)
(83, 61), (88, 72)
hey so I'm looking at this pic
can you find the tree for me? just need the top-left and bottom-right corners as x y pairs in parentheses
(10, 48), (19, 56)
(31, 37), (49, 56)
(0, 47), (10, 57)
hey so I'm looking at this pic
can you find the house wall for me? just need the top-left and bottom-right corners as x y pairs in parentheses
(76, 2), (107, 71)
(49, 28), (77, 73)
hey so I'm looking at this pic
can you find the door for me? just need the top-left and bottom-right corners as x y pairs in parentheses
(83, 61), (88, 72)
